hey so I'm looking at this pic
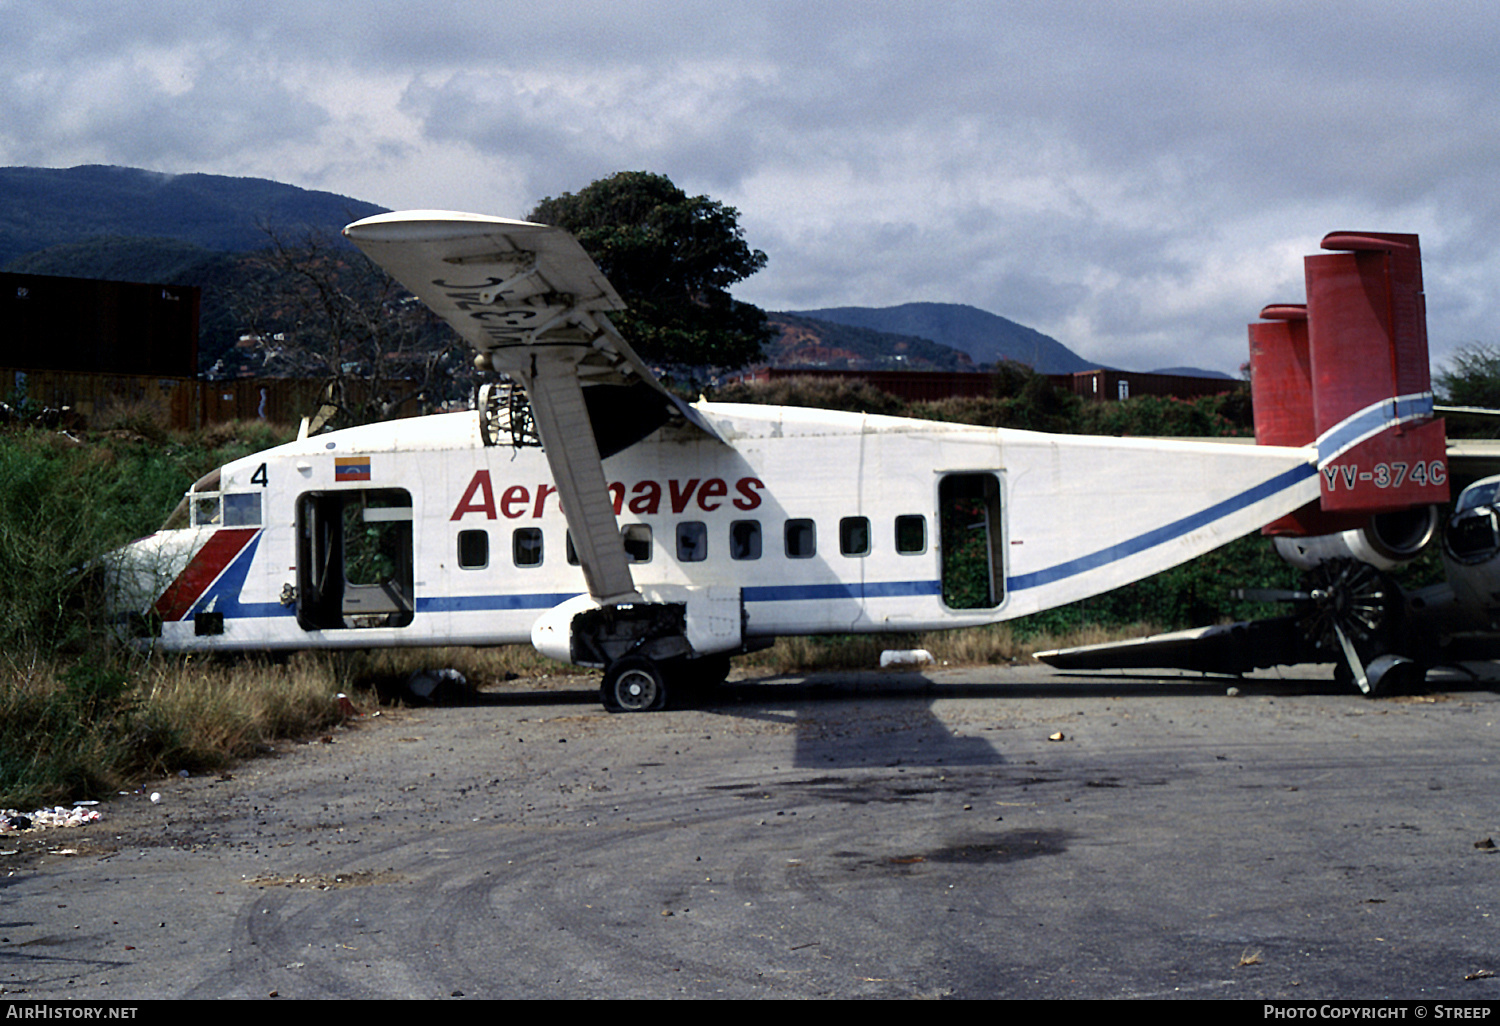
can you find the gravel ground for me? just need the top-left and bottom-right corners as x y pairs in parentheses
(3, 662), (1499, 1001)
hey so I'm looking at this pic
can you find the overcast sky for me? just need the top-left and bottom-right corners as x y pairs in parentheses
(4, 1), (1498, 375)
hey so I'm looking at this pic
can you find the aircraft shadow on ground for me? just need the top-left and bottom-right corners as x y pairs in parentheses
(442, 667), (1500, 770)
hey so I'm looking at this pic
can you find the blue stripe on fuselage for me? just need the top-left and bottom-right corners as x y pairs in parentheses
(1006, 462), (1318, 593)
(417, 592), (581, 613)
(742, 580), (942, 603)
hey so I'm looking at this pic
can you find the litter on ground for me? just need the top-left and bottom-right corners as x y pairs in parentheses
(1, 805), (104, 832)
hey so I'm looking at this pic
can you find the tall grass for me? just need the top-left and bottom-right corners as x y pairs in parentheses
(0, 419), (310, 807)
(0, 660), (140, 808)
(0, 420), (294, 654)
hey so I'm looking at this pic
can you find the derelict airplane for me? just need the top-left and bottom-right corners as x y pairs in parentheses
(104, 216), (1448, 710)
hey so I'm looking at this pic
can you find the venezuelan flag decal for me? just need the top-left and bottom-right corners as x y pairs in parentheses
(335, 456), (372, 482)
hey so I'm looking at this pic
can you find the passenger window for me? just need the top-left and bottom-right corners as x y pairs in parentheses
(566, 526), (653, 563)
(731, 520), (761, 560)
(895, 514), (927, 554)
(839, 516), (870, 556)
(677, 521), (707, 562)
(458, 529), (489, 569)
(512, 527), (543, 567)
(785, 518), (816, 559)
(622, 524), (652, 563)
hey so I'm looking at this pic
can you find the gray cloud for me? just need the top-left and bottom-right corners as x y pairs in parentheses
(3, 1), (1499, 373)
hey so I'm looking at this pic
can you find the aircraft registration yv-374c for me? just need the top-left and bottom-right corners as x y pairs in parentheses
(103, 216), (1445, 709)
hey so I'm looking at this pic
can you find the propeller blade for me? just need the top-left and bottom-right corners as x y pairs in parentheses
(1232, 587), (1311, 602)
(1332, 620), (1371, 695)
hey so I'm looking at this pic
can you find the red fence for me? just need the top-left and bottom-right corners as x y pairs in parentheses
(2, 368), (424, 431)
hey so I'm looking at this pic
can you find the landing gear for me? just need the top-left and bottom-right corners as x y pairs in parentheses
(601, 655), (667, 713)
(598, 652), (736, 712)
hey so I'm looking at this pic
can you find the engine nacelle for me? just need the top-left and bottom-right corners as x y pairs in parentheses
(1273, 505), (1439, 571)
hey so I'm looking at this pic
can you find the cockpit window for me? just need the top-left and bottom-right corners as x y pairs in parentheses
(189, 489), (260, 528)
(163, 468), (224, 531)
(1456, 478), (1500, 513)
(191, 494), (222, 527)
(223, 493), (262, 527)
(1446, 507), (1500, 565)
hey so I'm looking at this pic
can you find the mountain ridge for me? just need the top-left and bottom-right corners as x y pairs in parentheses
(0, 164), (386, 267)
(789, 301), (1096, 375)
(1, 165), (1229, 379)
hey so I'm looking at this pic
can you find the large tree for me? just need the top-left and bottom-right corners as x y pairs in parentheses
(528, 171), (773, 370)
(1435, 342), (1500, 438)
(226, 224), (477, 425)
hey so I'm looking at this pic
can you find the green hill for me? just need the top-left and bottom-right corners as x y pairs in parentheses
(767, 312), (977, 371)
(0, 165), (386, 267)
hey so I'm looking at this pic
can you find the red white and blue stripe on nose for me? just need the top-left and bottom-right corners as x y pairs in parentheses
(153, 528), (263, 622)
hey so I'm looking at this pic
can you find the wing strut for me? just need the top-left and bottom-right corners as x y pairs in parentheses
(520, 350), (640, 605)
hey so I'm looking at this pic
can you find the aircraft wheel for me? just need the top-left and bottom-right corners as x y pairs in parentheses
(602, 655), (667, 713)
(1364, 655), (1428, 698)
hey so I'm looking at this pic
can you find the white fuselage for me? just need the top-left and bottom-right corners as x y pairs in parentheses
(109, 401), (1319, 656)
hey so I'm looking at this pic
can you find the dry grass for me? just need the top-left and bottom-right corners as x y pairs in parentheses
(741, 622), (1165, 674)
(133, 654), (353, 772)
(134, 646), (585, 766)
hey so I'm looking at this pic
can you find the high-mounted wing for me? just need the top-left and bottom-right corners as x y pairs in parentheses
(344, 210), (718, 605)
(346, 212), (625, 376)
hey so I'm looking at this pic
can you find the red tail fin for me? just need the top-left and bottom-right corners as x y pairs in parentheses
(1251, 232), (1448, 535)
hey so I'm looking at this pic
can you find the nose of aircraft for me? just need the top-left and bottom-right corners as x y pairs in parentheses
(98, 529), (202, 637)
